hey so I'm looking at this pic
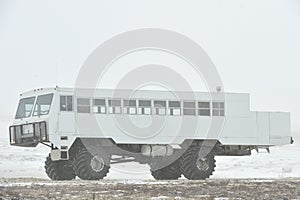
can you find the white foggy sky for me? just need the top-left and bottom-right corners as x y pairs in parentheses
(0, 0), (300, 133)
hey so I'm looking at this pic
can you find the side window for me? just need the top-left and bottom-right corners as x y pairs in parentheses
(60, 96), (73, 111)
(154, 100), (166, 115)
(123, 99), (137, 114)
(108, 99), (121, 114)
(168, 101), (181, 116)
(198, 102), (211, 116)
(93, 99), (106, 114)
(183, 101), (196, 115)
(138, 100), (151, 115)
(212, 102), (225, 116)
(77, 98), (90, 113)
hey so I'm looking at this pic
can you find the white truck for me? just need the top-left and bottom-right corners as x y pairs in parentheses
(9, 87), (292, 180)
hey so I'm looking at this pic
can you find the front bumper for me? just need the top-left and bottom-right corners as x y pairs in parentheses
(9, 121), (48, 147)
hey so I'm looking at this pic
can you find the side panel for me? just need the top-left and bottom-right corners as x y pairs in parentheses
(58, 113), (76, 133)
(256, 112), (270, 145)
(213, 111), (291, 146)
(47, 89), (291, 147)
(219, 116), (257, 145)
(225, 93), (250, 117)
(48, 91), (78, 149)
(269, 112), (291, 145)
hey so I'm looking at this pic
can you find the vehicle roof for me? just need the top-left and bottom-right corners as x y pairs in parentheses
(19, 87), (249, 101)
(20, 87), (58, 97)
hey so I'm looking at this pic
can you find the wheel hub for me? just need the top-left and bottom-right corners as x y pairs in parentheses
(196, 157), (210, 171)
(90, 155), (105, 172)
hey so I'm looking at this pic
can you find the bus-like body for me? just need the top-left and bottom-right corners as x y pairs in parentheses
(9, 87), (292, 180)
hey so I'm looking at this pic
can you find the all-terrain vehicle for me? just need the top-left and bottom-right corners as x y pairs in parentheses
(9, 87), (291, 180)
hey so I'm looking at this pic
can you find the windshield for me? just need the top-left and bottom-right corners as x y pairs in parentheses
(33, 93), (54, 116)
(15, 97), (36, 119)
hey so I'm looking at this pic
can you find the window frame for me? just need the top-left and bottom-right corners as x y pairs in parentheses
(32, 93), (54, 116)
(108, 99), (122, 114)
(138, 99), (152, 115)
(77, 98), (91, 114)
(168, 100), (181, 116)
(123, 99), (137, 115)
(198, 101), (211, 117)
(183, 101), (196, 116)
(212, 102), (225, 116)
(60, 95), (73, 112)
(92, 98), (107, 114)
(153, 100), (167, 115)
(15, 96), (36, 119)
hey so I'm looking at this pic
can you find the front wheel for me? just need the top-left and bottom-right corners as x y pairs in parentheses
(74, 148), (110, 180)
(45, 154), (76, 180)
(180, 146), (216, 180)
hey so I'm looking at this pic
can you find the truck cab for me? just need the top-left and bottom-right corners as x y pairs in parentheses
(9, 88), (57, 147)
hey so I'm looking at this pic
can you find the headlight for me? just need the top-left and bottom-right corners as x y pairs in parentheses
(15, 125), (22, 143)
(15, 125), (21, 135)
(22, 124), (34, 135)
(33, 122), (47, 141)
(9, 126), (15, 144)
(39, 122), (47, 141)
(9, 125), (22, 144)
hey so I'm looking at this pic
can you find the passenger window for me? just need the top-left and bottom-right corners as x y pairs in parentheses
(108, 99), (121, 114)
(183, 101), (196, 115)
(212, 102), (225, 116)
(154, 100), (166, 115)
(168, 101), (181, 116)
(60, 96), (73, 111)
(77, 98), (90, 113)
(93, 99), (106, 114)
(123, 99), (137, 114)
(198, 102), (211, 116)
(138, 100), (151, 115)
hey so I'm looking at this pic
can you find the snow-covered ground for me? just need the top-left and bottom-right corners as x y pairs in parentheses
(1, 119), (299, 180)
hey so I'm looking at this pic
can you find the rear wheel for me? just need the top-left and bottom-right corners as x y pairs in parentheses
(180, 146), (216, 180)
(74, 148), (110, 180)
(45, 154), (76, 180)
(150, 160), (182, 180)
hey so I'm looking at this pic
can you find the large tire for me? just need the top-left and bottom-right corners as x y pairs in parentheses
(151, 160), (182, 180)
(180, 146), (216, 180)
(45, 154), (76, 180)
(74, 148), (110, 180)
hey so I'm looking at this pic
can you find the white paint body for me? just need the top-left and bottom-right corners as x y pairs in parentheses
(12, 88), (291, 150)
